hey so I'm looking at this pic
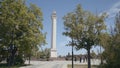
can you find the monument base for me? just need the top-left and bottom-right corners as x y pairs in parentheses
(50, 57), (58, 61)
(50, 49), (57, 58)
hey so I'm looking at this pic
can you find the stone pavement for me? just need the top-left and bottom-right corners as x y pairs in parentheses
(20, 59), (101, 68)
(20, 61), (70, 68)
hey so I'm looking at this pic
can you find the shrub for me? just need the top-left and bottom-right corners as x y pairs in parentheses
(14, 55), (25, 65)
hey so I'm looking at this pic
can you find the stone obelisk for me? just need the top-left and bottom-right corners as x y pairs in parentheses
(50, 11), (57, 58)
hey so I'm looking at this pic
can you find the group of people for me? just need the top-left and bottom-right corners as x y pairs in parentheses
(80, 56), (88, 63)
(74, 55), (88, 63)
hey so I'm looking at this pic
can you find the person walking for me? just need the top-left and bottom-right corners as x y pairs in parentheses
(79, 57), (82, 63)
(75, 57), (77, 62)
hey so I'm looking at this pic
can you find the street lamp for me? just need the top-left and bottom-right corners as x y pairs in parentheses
(72, 38), (74, 68)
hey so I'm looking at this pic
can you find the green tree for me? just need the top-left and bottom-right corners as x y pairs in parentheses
(0, 0), (46, 66)
(39, 48), (50, 61)
(91, 50), (96, 59)
(101, 12), (120, 68)
(63, 4), (106, 68)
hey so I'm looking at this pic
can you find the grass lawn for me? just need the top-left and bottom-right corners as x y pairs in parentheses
(68, 64), (98, 68)
(0, 63), (30, 68)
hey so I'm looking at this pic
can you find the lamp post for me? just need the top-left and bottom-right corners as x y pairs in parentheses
(72, 38), (74, 68)
(71, 22), (76, 68)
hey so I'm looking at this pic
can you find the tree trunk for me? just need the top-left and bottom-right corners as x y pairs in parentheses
(100, 46), (103, 64)
(87, 48), (91, 68)
(29, 55), (31, 64)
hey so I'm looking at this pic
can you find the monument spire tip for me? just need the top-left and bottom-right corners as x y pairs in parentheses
(53, 10), (56, 14)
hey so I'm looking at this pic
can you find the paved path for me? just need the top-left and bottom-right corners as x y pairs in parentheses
(20, 61), (70, 68)
(20, 59), (100, 68)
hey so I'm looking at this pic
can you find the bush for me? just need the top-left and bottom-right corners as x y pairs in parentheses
(0, 58), (2, 62)
(14, 55), (25, 65)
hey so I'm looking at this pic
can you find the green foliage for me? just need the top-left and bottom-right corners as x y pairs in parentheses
(101, 12), (120, 68)
(90, 50), (96, 58)
(0, 48), (8, 62)
(63, 4), (106, 50)
(63, 4), (107, 68)
(14, 55), (24, 65)
(39, 48), (50, 60)
(6, 55), (25, 65)
(0, 0), (46, 65)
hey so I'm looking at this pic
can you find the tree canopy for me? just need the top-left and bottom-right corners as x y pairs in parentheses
(0, 0), (46, 65)
(63, 4), (107, 68)
(101, 12), (120, 68)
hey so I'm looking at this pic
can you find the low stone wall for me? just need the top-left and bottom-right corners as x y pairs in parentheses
(50, 57), (66, 61)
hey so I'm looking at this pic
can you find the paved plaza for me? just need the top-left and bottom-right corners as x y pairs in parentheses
(20, 59), (100, 68)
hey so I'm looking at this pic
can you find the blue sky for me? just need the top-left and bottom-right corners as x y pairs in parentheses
(27, 0), (120, 56)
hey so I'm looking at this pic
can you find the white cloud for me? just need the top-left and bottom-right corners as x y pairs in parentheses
(107, 1), (120, 19)
(99, 1), (120, 30)
(99, 1), (120, 19)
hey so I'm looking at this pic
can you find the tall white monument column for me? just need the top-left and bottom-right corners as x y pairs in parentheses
(50, 11), (57, 58)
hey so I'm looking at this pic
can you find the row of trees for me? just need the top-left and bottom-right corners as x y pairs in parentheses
(63, 4), (120, 68)
(0, 0), (46, 66)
